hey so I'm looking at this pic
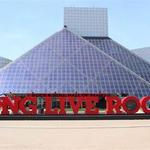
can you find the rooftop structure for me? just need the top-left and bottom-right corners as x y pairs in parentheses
(64, 7), (108, 37)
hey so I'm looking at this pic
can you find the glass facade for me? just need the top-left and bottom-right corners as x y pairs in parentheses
(84, 37), (150, 83)
(0, 29), (149, 97)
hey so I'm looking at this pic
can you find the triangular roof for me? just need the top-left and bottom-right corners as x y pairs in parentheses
(84, 37), (150, 84)
(0, 56), (12, 69)
(0, 28), (149, 97)
(132, 47), (150, 63)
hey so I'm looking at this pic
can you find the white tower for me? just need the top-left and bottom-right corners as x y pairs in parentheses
(64, 7), (108, 37)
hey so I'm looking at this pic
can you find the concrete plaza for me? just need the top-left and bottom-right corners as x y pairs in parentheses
(0, 120), (150, 150)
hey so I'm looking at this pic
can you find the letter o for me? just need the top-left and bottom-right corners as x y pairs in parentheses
(122, 96), (140, 114)
(140, 96), (150, 114)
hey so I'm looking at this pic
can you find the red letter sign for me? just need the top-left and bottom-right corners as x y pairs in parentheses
(105, 96), (122, 114)
(121, 96), (140, 114)
(84, 96), (99, 114)
(44, 96), (58, 114)
(19, 96), (37, 114)
(140, 96), (150, 114)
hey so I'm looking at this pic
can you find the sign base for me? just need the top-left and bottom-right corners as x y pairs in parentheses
(0, 114), (150, 120)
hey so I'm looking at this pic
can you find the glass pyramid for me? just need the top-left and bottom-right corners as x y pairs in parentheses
(84, 37), (150, 84)
(0, 28), (149, 97)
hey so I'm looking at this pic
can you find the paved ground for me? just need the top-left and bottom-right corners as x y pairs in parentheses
(0, 120), (150, 150)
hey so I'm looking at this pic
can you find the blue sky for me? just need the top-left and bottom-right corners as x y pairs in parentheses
(0, 0), (150, 60)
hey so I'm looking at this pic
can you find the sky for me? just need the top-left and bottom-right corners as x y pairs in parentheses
(0, 0), (150, 60)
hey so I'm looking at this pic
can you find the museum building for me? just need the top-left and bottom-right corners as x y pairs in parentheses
(0, 7), (149, 99)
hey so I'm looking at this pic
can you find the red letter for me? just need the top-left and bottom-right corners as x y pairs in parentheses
(84, 96), (99, 114)
(122, 96), (140, 114)
(0, 97), (3, 109)
(140, 96), (150, 114)
(106, 96), (123, 114)
(19, 96), (37, 115)
(58, 97), (66, 115)
(44, 96), (58, 114)
(68, 96), (82, 114)
(1, 96), (19, 115)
